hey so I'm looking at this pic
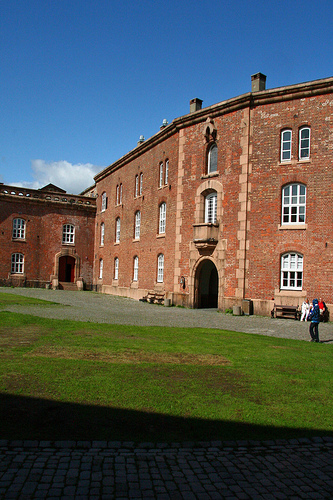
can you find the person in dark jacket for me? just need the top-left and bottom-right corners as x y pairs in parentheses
(308, 298), (320, 342)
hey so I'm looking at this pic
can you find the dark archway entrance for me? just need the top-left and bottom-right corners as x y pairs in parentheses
(196, 260), (218, 308)
(58, 255), (75, 283)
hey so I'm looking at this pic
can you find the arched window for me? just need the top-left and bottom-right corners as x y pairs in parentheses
(133, 256), (139, 281)
(62, 224), (75, 244)
(11, 253), (24, 274)
(159, 162), (164, 187)
(115, 217), (121, 243)
(134, 211), (141, 239)
(99, 259), (103, 279)
(100, 223), (105, 246)
(165, 160), (169, 185)
(114, 257), (119, 280)
(281, 129), (292, 162)
(12, 218), (26, 239)
(159, 202), (166, 234)
(299, 127), (310, 160)
(207, 143), (218, 174)
(119, 183), (123, 204)
(135, 175), (139, 197)
(157, 254), (164, 283)
(101, 192), (107, 212)
(205, 192), (217, 223)
(116, 185), (119, 205)
(281, 253), (303, 290)
(140, 173), (143, 195)
(282, 184), (306, 224)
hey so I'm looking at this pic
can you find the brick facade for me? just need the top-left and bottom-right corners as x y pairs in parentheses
(1, 74), (332, 315)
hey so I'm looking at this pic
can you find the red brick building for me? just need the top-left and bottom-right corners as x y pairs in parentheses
(1, 74), (333, 315)
(0, 184), (96, 290)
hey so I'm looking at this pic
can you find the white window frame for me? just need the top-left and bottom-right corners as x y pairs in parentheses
(159, 163), (164, 187)
(157, 254), (164, 283)
(299, 127), (310, 160)
(205, 192), (217, 223)
(133, 256), (139, 281)
(165, 160), (169, 185)
(282, 184), (306, 225)
(99, 258), (103, 279)
(135, 175), (139, 197)
(119, 184), (123, 204)
(12, 218), (26, 239)
(140, 173), (143, 195)
(115, 217), (121, 243)
(135, 211), (141, 239)
(159, 202), (166, 234)
(101, 192), (107, 212)
(281, 129), (292, 162)
(281, 253), (303, 290)
(208, 143), (218, 174)
(114, 257), (119, 280)
(100, 222), (105, 246)
(11, 253), (24, 274)
(116, 185), (119, 205)
(62, 224), (75, 244)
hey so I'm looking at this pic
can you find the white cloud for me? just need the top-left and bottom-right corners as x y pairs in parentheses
(14, 160), (104, 195)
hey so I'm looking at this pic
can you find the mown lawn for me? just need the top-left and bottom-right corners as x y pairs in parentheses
(0, 296), (332, 442)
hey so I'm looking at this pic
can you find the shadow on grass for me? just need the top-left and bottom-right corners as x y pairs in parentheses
(1, 393), (332, 443)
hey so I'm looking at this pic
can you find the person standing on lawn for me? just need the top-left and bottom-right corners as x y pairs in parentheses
(308, 298), (320, 342)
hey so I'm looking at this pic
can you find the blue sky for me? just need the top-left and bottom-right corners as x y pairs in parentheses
(1, 0), (332, 194)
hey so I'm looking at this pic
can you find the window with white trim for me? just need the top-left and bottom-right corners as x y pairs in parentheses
(281, 253), (303, 290)
(115, 217), (120, 243)
(282, 184), (306, 224)
(62, 224), (75, 244)
(159, 202), (166, 234)
(133, 256), (139, 281)
(208, 143), (218, 174)
(12, 218), (26, 239)
(134, 211), (141, 239)
(205, 192), (217, 223)
(299, 127), (310, 160)
(281, 129), (292, 162)
(159, 162), (164, 187)
(157, 254), (164, 283)
(165, 160), (169, 185)
(135, 175), (139, 197)
(100, 223), (105, 246)
(99, 258), (103, 279)
(119, 184), (123, 204)
(116, 185), (119, 205)
(140, 173), (143, 195)
(11, 253), (24, 274)
(114, 257), (119, 280)
(101, 192), (107, 212)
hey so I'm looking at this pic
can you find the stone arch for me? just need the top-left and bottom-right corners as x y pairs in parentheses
(194, 179), (223, 225)
(193, 257), (219, 308)
(53, 249), (81, 283)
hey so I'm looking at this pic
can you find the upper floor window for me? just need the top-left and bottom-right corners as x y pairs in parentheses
(62, 224), (75, 244)
(100, 223), (105, 246)
(282, 184), (306, 224)
(99, 258), (103, 279)
(116, 185), (119, 205)
(133, 256), (139, 281)
(165, 160), (169, 185)
(11, 253), (24, 274)
(140, 173), (143, 195)
(207, 143), (218, 174)
(115, 217), (121, 243)
(205, 192), (217, 223)
(281, 253), (303, 290)
(157, 253), (164, 283)
(12, 218), (26, 239)
(159, 162), (164, 187)
(101, 192), (107, 212)
(134, 211), (141, 239)
(114, 257), (119, 280)
(281, 129), (292, 162)
(135, 175), (139, 197)
(299, 127), (310, 160)
(159, 202), (166, 234)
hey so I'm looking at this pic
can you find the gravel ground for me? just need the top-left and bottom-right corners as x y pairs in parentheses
(1, 287), (332, 343)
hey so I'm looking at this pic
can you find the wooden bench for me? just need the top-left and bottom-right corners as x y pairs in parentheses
(271, 304), (300, 320)
(140, 291), (165, 304)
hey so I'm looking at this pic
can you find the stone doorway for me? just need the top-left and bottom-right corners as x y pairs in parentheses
(195, 259), (218, 308)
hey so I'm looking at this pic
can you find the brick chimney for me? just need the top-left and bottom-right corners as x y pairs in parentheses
(190, 98), (203, 113)
(251, 73), (267, 92)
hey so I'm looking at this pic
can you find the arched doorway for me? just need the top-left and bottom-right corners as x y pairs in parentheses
(58, 255), (75, 283)
(196, 259), (218, 308)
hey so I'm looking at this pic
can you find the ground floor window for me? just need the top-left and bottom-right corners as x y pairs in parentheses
(11, 253), (24, 274)
(281, 252), (303, 289)
(133, 256), (138, 281)
(157, 254), (164, 282)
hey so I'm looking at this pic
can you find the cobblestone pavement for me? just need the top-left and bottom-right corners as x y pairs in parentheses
(1, 288), (333, 498)
(1, 438), (333, 499)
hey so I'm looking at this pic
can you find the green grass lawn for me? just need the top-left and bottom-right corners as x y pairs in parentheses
(0, 298), (332, 442)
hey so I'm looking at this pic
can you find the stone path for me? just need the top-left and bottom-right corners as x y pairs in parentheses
(0, 288), (333, 498)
